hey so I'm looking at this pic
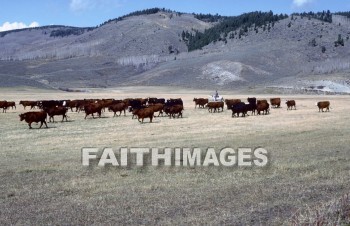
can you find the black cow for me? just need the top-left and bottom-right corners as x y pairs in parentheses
(231, 102), (248, 117)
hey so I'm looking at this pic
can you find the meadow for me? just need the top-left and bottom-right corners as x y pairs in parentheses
(0, 86), (349, 225)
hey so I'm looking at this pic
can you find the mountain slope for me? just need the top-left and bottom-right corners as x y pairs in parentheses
(0, 10), (350, 93)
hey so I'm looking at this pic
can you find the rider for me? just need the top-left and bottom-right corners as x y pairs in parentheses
(214, 90), (219, 101)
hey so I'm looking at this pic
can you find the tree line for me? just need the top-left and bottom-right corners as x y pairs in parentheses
(50, 27), (94, 38)
(99, 8), (184, 26)
(292, 10), (332, 23)
(183, 11), (288, 51)
(335, 11), (350, 18)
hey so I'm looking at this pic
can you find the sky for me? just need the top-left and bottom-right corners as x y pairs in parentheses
(0, 0), (349, 32)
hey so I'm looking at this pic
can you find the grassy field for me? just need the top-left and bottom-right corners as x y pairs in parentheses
(0, 86), (349, 225)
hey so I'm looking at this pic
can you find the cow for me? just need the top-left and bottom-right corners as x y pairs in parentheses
(108, 102), (128, 117)
(84, 103), (103, 119)
(65, 100), (78, 112)
(129, 99), (143, 119)
(166, 98), (183, 106)
(207, 102), (224, 113)
(133, 98), (147, 106)
(231, 102), (248, 117)
(286, 100), (296, 110)
(44, 106), (68, 122)
(148, 98), (165, 105)
(39, 100), (65, 109)
(225, 99), (241, 110)
(257, 99), (268, 105)
(317, 101), (330, 112)
(257, 102), (270, 115)
(164, 98), (184, 116)
(99, 99), (115, 111)
(148, 97), (157, 104)
(7, 101), (16, 110)
(133, 107), (154, 123)
(74, 100), (85, 112)
(167, 105), (183, 118)
(148, 103), (165, 117)
(19, 101), (38, 110)
(193, 98), (208, 109)
(246, 98), (257, 115)
(0, 101), (8, 113)
(208, 101), (224, 113)
(270, 98), (281, 108)
(123, 98), (134, 107)
(19, 111), (48, 129)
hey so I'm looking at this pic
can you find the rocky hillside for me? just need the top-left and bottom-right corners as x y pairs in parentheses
(0, 9), (350, 93)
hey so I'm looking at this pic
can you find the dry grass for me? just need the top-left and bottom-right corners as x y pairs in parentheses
(290, 193), (350, 225)
(0, 86), (349, 225)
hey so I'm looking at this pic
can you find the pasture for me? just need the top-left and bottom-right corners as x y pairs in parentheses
(0, 86), (349, 225)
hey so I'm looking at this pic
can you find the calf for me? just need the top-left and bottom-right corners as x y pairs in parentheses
(317, 101), (330, 112)
(286, 100), (296, 110)
(19, 111), (48, 129)
(45, 106), (68, 122)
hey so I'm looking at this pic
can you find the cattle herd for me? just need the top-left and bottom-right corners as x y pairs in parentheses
(0, 97), (331, 129)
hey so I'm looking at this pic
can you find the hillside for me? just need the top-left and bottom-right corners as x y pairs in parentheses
(0, 9), (350, 93)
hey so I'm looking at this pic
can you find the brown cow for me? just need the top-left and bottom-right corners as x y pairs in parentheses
(168, 105), (183, 118)
(257, 99), (268, 105)
(225, 99), (241, 110)
(99, 99), (114, 111)
(19, 101), (38, 110)
(207, 102), (224, 113)
(149, 103), (165, 117)
(45, 106), (68, 122)
(19, 111), (48, 129)
(133, 107), (154, 123)
(257, 102), (270, 115)
(317, 101), (330, 112)
(7, 101), (16, 109)
(65, 100), (78, 112)
(193, 98), (208, 108)
(0, 101), (8, 113)
(84, 103), (103, 119)
(75, 100), (88, 112)
(123, 98), (134, 107)
(286, 100), (296, 110)
(270, 98), (281, 108)
(108, 102), (127, 117)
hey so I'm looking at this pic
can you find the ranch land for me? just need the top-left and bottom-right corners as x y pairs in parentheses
(0, 86), (349, 225)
